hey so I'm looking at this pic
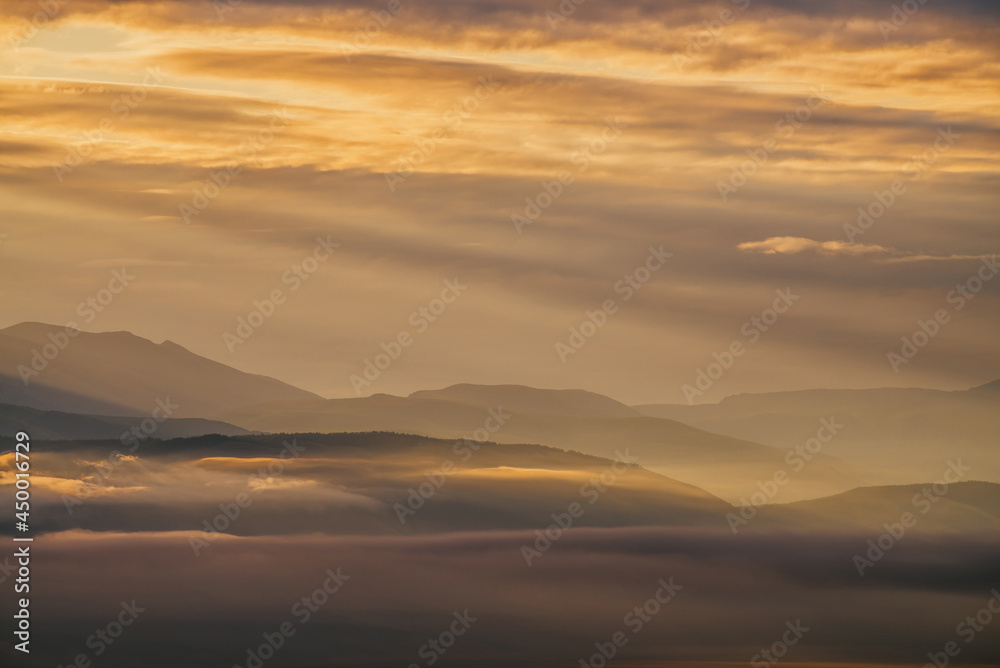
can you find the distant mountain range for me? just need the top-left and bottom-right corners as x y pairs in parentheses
(2, 322), (997, 503)
(636, 382), (1000, 488)
(217, 386), (859, 502)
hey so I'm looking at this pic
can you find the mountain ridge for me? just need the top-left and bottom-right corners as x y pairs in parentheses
(0, 322), (322, 417)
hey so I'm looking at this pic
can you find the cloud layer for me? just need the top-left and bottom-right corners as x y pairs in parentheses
(0, 0), (997, 402)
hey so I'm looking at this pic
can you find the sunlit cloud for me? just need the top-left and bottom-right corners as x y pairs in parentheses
(738, 237), (891, 256)
(738, 236), (994, 263)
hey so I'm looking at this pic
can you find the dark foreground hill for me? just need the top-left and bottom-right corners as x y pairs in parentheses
(10, 431), (732, 537)
(0, 402), (249, 441)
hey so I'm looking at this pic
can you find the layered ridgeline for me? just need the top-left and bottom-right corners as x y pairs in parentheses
(0, 322), (321, 417)
(218, 385), (861, 503)
(0, 322), (859, 502)
(3, 322), (994, 503)
(635, 380), (1000, 488)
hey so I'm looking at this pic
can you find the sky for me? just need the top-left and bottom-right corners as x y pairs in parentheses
(1, 0), (998, 404)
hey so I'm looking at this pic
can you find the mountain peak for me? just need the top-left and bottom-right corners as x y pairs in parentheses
(0, 323), (322, 417)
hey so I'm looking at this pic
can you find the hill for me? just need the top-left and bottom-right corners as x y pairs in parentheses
(0, 402), (249, 441)
(759, 480), (1000, 533)
(7, 431), (732, 536)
